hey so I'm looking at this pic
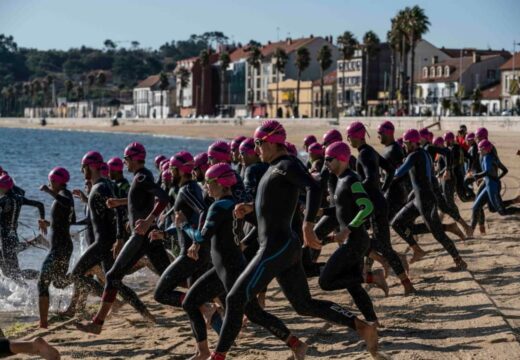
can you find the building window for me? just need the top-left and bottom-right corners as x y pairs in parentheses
(430, 67), (435, 77)
(487, 69), (496, 80)
(437, 66), (442, 77)
(423, 67), (428, 78)
(444, 66), (450, 77)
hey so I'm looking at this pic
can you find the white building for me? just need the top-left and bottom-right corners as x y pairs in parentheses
(133, 74), (176, 119)
(500, 53), (520, 112)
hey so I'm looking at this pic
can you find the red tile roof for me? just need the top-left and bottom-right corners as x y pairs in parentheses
(312, 70), (337, 86)
(229, 37), (318, 62)
(480, 82), (501, 100)
(135, 75), (160, 88)
(500, 53), (520, 71)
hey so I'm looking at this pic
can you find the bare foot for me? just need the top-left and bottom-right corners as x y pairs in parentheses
(35, 337), (61, 360)
(410, 248), (426, 264)
(290, 341), (309, 360)
(445, 223), (465, 241)
(371, 269), (389, 297)
(355, 319), (379, 357)
(479, 224), (486, 235)
(403, 282), (417, 296)
(75, 321), (102, 335)
(57, 308), (75, 318)
(189, 351), (211, 360)
(201, 303), (218, 329)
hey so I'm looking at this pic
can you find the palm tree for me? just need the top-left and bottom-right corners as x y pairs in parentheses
(219, 51), (231, 116)
(317, 45), (333, 118)
(337, 31), (358, 115)
(471, 87), (482, 116)
(401, 5), (430, 114)
(31, 80), (41, 117)
(362, 31), (380, 115)
(246, 45), (263, 117)
(176, 67), (190, 114)
(198, 49), (210, 115)
(97, 71), (106, 116)
(158, 72), (170, 119)
(295, 47), (311, 118)
(87, 73), (95, 116)
(23, 82), (31, 115)
(273, 47), (288, 118)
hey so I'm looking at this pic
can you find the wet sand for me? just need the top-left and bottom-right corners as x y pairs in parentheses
(2, 120), (520, 359)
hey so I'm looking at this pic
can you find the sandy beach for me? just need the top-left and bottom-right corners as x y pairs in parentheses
(2, 119), (520, 359)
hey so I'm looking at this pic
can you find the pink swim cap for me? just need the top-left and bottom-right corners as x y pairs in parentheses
(239, 138), (256, 156)
(100, 163), (109, 177)
(170, 151), (195, 174)
(107, 157), (124, 172)
(0, 174), (14, 191)
(303, 135), (318, 147)
(322, 129), (343, 147)
(443, 131), (455, 143)
(208, 141), (232, 162)
(194, 152), (210, 173)
(478, 139), (493, 152)
(377, 121), (395, 136)
(285, 142), (298, 156)
(308, 142), (324, 156)
(476, 127), (488, 140)
(81, 151), (104, 169)
(254, 120), (287, 145)
(419, 128), (433, 143)
(231, 136), (247, 152)
(161, 160), (170, 173)
(162, 170), (173, 182)
(48, 167), (70, 184)
(465, 132), (475, 142)
(206, 163), (237, 187)
(124, 142), (146, 161)
(433, 137), (444, 147)
(154, 155), (167, 168)
(346, 121), (367, 140)
(403, 129), (420, 144)
(325, 142), (351, 163)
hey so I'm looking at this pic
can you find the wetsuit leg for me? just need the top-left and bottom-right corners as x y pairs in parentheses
(38, 247), (73, 297)
(434, 179), (461, 221)
(391, 201), (421, 247)
(319, 240), (376, 322)
(183, 268), (225, 342)
(145, 239), (171, 275)
(441, 179), (462, 221)
(0, 237), (21, 280)
(371, 204), (405, 277)
(471, 188), (489, 229)
(418, 200), (460, 259)
(0, 339), (12, 358)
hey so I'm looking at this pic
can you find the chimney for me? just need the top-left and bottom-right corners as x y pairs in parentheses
(287, 38), (292, 45)
(431, 56), (438, 64)
(472, 51), (480, 63)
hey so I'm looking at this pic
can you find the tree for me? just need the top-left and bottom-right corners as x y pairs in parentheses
(471, 87), (482, 116)
(103, 39), (117, 51)
(176, 67), (190, 113)
(273, 48), (288, 118)
(198, 49), (211, 115)
(400, 5), (430, 114)
(247, 45), (263, 117)
(337, 31), (358, 114)
(219, 51), (231, 115)
(362, 31), (380, 115)
(131, 41), (140, 49)
(389, 10), (410, 113)
(294, 47), (311, 117)
(158, 71), (170, 118)
(317, 45), (333, 118)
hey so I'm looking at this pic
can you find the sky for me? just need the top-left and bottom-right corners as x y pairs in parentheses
(1, 0), (519, 52)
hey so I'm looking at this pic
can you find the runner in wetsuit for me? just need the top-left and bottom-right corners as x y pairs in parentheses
(193, 152), (210, 183)
(444, 131), (474, 202)
(346, 121), (414, 295)
(38, 167), (76, 329)
(209, 120), (380, 360)
(0, 329), (60, 360)
(154, 155), (167, 186)
(153, 151), (210, 309)
(390, 129), (467, 270)
(465, 133), (486, 233)
(303, 135), (318, 169)
(230, 136), (246, 175)
(319, 141), (379, 323)
(76, 142), (171, 335)
(67, 151), (154, 320)
(0, 175), (46, 281)
(469, 140), (520, 229)
(308, 142), (325, 175)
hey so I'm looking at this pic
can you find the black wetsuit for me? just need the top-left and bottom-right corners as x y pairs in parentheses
(38, 189), (75, 297)
(0, 334), (12, 358)
(382, 141), (409, 221)
(113, 177), (130, 240)
(0, 191), (45, 280)
(319, 168), (377, 322)
(356, 144), (405, 277)
(102, 167), (171, 303)
(70, 178), (149, 315)
(154, 180), (209, 307)
(391, 148), (461, 261)
(448, 143), (474, 202)
(215, 154), (358, 353)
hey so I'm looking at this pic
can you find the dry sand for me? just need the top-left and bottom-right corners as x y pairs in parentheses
(3, 120), (520, 359)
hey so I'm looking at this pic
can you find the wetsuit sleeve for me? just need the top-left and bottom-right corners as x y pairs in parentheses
(497, 159), (508, 179)
(140, 176), (169, 217)
(53, 191), (73, 208)
(474, 155), (494, 180)
(22, 197), (45, 219)
(241, 225), (258, 247)
(379, 154), (395, 192)
(243, 167), (259, 200)
(198, 202), (224, 243)
(347, 181), (374, 231)
(179, 186), (207, 215)
(357, 150), (379, 188)
(286, 160), (321, 222)
(395, 152), (417, 178)
(430, 145), (452, 170)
